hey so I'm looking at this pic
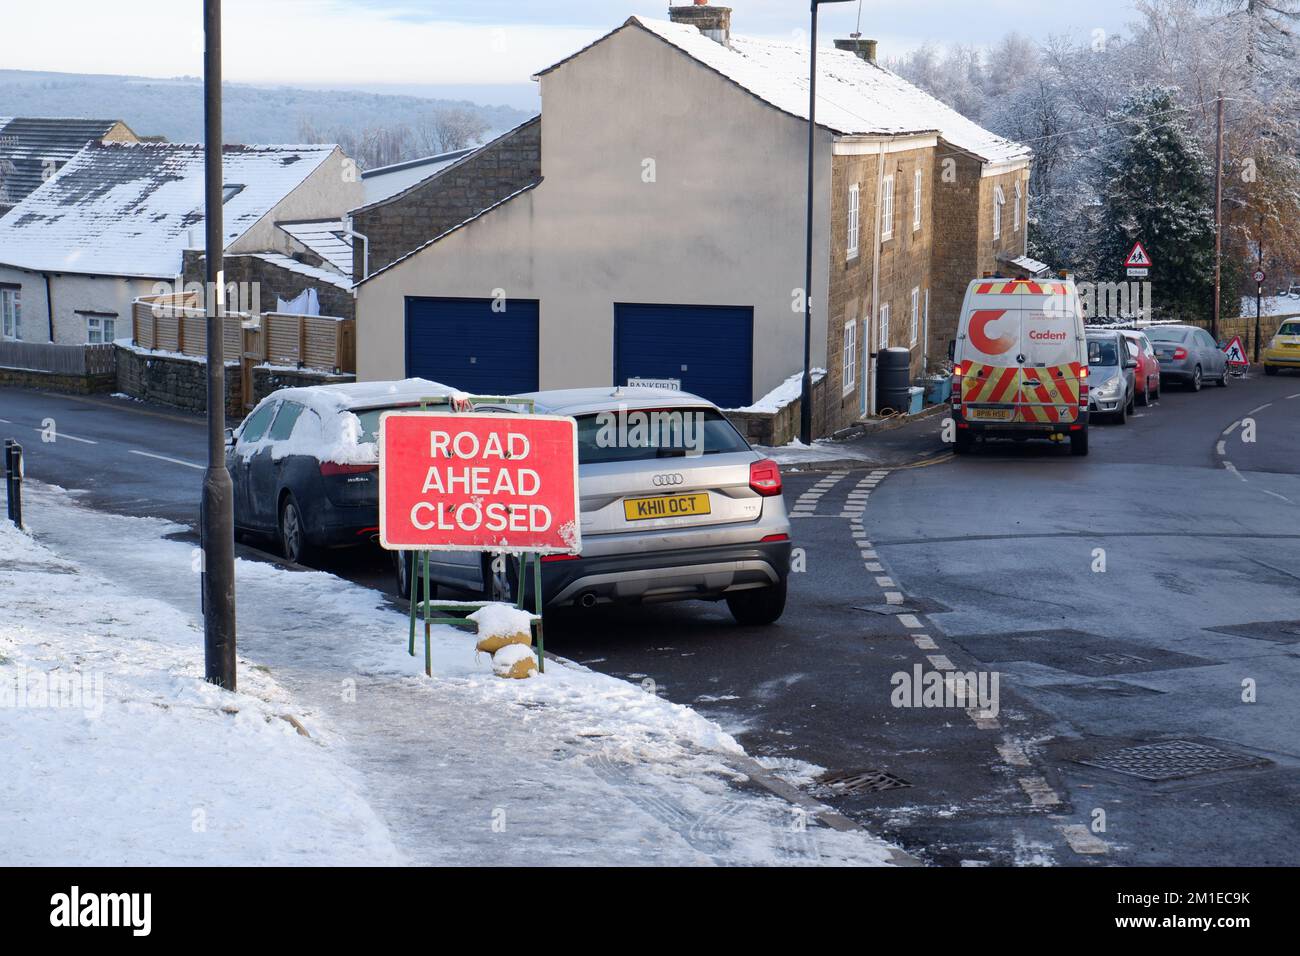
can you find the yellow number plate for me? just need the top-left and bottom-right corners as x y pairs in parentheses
(623, 493), (711, 521)
(968, 407), (1014, 421)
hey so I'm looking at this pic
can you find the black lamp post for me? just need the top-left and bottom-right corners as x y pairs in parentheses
(801, 0), (856, 445)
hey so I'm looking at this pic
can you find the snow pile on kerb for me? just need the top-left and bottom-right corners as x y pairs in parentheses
(0, 512), (402, 866)
(16, 484), (903, 866)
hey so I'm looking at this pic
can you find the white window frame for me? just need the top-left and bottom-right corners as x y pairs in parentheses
(881, 175), (895, 241)
(994, 184), (1005, 240)
(910, 287), (920, 345)
(913, 168), (923, 231)
(85, 314), (115, 345)
(847, 183), (860, 261)
(879, 302), (891, 350)
(842, 319), (857, 394)
(0, 287), (20, 340)
(1014, 180), (1022, 232)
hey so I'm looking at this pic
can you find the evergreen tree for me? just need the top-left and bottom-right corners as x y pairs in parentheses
(1091, 88), (1216, 321)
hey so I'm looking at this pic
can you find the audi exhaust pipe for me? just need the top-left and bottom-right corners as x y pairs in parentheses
(578, 592), (598, 609)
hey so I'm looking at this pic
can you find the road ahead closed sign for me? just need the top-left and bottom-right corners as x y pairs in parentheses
(379, 412), (580, 554)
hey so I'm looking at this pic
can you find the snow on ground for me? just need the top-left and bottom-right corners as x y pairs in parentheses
(1239, 295), (1300, 319)
(0, 511), (402, 866)
(761, 438), (882, 466)
(4, 482), (901, 866)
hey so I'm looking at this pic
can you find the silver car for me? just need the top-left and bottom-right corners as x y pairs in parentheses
(1145, 324), (1229, 391)
(396, 387), (793, 625)
(1086, 330), (1138, 423)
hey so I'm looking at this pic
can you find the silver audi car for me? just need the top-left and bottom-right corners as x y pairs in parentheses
(394, 387), (792, 625)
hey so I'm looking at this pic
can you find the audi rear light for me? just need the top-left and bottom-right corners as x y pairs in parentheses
(319, 461), (377, 476)
(760, 533), (790, 543)
(749, 458), (783, 497)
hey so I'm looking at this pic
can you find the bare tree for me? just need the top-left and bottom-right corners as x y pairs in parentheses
(414, 108), (489, 155)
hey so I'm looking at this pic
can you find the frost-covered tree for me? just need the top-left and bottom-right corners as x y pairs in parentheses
(1091, 88), (1216, 320)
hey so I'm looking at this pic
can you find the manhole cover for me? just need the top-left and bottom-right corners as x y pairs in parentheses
(817, 769), (912, 794)
(1077, 740), (1269, 781)
(1043, 680), (1164, 700)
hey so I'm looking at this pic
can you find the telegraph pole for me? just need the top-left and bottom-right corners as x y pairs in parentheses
(1212, 90), (1224, 341)
(202, 0), (237, 690)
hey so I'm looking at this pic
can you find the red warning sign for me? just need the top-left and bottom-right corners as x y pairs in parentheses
(1124, 241), (1153, 269)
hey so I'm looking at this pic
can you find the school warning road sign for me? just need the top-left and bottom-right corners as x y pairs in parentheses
(1124, 241), (1153, 269)
(378, 412), (581, 554)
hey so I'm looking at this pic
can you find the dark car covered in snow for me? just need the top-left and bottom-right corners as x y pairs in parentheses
(225, 379), (457, 563)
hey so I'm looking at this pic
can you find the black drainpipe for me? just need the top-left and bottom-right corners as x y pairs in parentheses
(43, 272), (54, 342)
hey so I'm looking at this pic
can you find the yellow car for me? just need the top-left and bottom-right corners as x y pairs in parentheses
(1263, 318), (1300, 375)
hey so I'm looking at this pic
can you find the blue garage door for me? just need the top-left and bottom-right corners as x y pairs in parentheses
(405, 297), (539, 394)
(614, 303), (753, 408)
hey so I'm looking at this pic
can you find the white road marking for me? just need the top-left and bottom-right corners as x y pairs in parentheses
(33, 426), (97, 444)
(874, 576), (894, 587)
(1261, 489), (1292, 503)
(926, 654), (954, 670)
(897, 614), (922, 629)
(1215, 441), (1227, 456)
(1057, 824), (1110, 855)
(884, 591), (904, 605)
(1247, 403), (1272, 415)
(1224, 461), (1246, 481)
(130, 449), (203, 470)
(865, 562), (883, 572)
(996, 739), (1032, 767)
(912, 635), (938, 650)
(1222, 421), (1241, 436)
(1018, 776), (1063, 807)
(1286, 393), (1300, 400)
(969, 711), (1002, 731)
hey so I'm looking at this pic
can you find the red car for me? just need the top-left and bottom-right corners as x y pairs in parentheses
(1120, 330), (1162, 405)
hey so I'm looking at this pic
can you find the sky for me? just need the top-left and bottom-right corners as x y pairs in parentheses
(3, 0), (1140, 90)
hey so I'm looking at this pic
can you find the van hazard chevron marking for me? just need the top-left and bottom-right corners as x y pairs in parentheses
(974, 280), (1069, 296)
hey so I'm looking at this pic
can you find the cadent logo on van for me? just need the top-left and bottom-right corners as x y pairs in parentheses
(1028, 330), (1068, 341)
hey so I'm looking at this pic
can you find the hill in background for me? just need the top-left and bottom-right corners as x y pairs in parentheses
(0, 69), (535, 165)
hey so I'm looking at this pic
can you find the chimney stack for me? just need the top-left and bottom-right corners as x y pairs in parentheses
(834, 37), (879, 64)
(669, 2), (732, 48)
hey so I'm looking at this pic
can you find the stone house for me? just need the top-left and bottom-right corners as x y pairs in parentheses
(0, 142), (361, 345)
(352, 7), (1032, 434)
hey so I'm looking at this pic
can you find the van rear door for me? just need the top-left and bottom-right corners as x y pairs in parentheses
(959, 290), (1023, 424)
(1018, 287), (1083, 425)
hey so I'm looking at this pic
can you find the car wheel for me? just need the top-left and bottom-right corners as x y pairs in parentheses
(1264, 364), (1279, 376)
(1217, 368), (1230, 387)
(1127, 389), (1136, 414)
(1139, 381), (1151, 406)
(1190, 366), (1202, 391)
(1070, 429), (1089, 456)
(278, 494), (315, 566)
(1115, 397), (1128, 425)
(726, 579), (787, 626)
(394, 550), (431, 601)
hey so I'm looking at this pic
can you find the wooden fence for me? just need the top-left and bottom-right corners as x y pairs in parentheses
(132, 294), (356, 410)
(0, 340), (116, 377)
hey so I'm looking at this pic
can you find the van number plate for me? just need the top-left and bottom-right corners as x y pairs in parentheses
(968, 407), (1014, 421)
(624, 493), (711, 521)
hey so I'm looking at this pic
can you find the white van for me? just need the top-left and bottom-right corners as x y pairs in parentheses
(948, 277), (1091, 456)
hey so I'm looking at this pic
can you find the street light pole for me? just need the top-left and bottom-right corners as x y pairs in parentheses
(202, 0), (237, 690)
(801, 0), (855, 446)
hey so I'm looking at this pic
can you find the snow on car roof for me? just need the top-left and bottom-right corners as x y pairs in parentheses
(269, 377), (458, 413)
(537, 17), (1031, 165)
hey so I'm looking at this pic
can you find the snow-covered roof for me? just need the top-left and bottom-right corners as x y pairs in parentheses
(0, 117), (126, 209)
(538, 17), (1030, 165)
(275, 218), (353, 275)
(0, 142), (339, 278)
(360, 148), (475, 206)
(244, 252), (353, 291)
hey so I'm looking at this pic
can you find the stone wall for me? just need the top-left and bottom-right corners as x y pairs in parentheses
(182, 250), (354, 320)
(250, 366), (354, 406)
(115, 344), (242, 419)
(0, 367), (115, 394)
(726, 375), (828, 448)
(351, 116), (541, 280)
(929, 151), (983, 352)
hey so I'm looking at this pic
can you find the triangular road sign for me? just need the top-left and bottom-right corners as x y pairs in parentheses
(1223, 335), (1249, 366)
(1124, 241), (1153, 269)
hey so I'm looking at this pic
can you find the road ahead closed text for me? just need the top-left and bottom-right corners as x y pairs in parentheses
(379, 412), (580, 553)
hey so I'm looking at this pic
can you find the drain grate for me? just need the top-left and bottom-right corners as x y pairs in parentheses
(817, 768), (912, 794)
(1078, 740), (1269, 781)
